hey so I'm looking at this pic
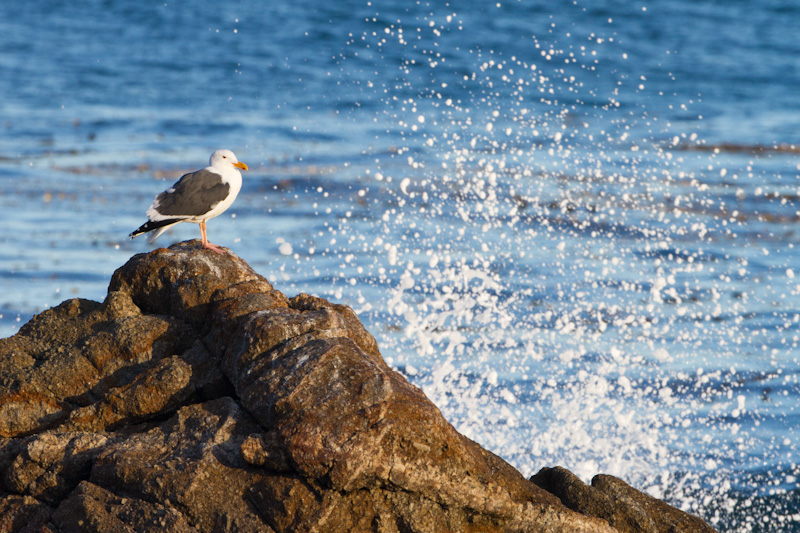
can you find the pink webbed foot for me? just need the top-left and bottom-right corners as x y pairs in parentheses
(202, 241), (227, 254)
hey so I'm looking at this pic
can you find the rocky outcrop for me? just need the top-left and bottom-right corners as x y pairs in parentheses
(0, 241), (715, 532)
(530, 467), (714, 533)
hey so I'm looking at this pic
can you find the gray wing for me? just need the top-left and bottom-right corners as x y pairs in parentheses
(153, 169), (230, 217)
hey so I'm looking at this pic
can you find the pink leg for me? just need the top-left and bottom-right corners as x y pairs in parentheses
(199, 221), (225, 254)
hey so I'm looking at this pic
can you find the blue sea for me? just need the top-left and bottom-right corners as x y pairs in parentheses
(1, 1), (799, 530)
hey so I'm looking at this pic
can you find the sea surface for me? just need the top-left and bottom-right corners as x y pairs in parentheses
(1, 0), (799, 530)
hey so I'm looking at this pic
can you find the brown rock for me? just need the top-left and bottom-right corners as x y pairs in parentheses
(530, 467), (715, 533)
(4, 432), (108, 504)
(106, 241), (268, 328)
(240, 432), (292, 472)
(90, 397), (271, 532)
(0, 289), (197, 438)
(592, 474), (716, 533)
(52, 481), (194, 532)
(0, 493), (52, 533)
(0, 240), (716, 532)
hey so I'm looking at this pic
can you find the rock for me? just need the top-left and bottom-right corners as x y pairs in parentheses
(0, 493), (52, 533)
(89, 397), (272, 532)
(52, 481), (194, 533)
(530, 467), (716, 533)
(240, 432), (292, 472)
(0, 240), (716, 532)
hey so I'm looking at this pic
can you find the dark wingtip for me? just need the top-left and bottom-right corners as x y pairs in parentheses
(130, 219), (180, 239)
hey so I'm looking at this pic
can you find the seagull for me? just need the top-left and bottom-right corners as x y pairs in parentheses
(130, 149), (248, 254)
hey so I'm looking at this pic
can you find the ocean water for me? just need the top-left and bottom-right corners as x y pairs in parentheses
(1, 0), (799, 530)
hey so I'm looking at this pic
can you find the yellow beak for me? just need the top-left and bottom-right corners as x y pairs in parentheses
(234, 161), (248, 170)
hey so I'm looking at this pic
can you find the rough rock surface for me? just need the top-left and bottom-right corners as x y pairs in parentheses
(0, 241), (716, 532)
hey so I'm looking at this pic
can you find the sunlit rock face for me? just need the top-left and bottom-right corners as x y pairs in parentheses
(0, 241), (715, 532)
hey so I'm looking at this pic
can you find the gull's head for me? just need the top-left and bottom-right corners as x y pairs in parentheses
(210, 149), (248, 171)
